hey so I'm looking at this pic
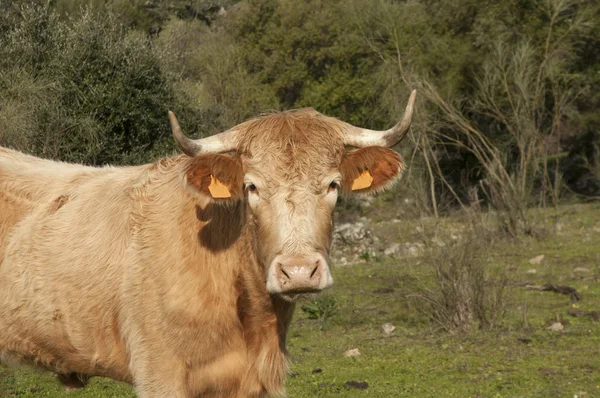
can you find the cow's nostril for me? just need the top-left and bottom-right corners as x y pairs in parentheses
(279, 263), (291, 280)
(310, 261), (320, 278)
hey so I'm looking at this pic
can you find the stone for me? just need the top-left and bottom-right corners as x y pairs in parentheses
(384, 243), (402, 256)
(406, 242), (424, 257)
(529, 255), (545, 265)
(547, 322), (564, 332)
(574, 267), (591, 273)
(381, 323), (396, 337)
(344, 348), (361, 358)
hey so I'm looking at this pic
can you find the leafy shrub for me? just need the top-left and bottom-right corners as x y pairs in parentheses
(301, 295), (339, 322)
(0, 4), (217, 165)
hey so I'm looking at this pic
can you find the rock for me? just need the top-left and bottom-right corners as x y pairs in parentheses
(344, 348), (361, 358)
(406, 242), (424, 257)
(373, 287), (394, 294)
(344, 381), (368, 390)
(359, 196), (374, 209)
(529, 255), (545, 265)
(432, 237), (446, 247)
(381, 323), (396, 337)
(526, 269), (537, 274)
(312, 368), (322, 374)
(334, 222), (370, 244)
(384, 243), (402, 256)
(331, 220), (381, 263)
(547, 322), (564, 332)
(574, 267), (591, 273)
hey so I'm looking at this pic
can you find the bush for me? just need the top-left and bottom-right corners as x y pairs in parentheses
(409, 227), (508, 334)
(0, 4), (218, 165)
(301, 295), (339, 322)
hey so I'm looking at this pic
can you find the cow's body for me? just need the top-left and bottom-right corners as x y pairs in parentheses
(0, 92), (415, 397)
(0, 149), (289, 396)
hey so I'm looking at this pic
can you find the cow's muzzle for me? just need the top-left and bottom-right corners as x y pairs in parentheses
(266, 254), (333, 299)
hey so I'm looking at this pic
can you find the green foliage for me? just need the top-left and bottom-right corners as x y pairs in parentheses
(0, 4), (217, 165)
(0, 0), (599, 210)
(198, 0), (399, 126)
(301, 295), (339, 322)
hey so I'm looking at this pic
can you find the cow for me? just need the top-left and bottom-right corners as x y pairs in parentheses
(0, 90), (416, 397)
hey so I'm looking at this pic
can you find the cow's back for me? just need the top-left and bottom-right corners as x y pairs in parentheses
(0, 147), (108, 252)
(0, 150), (147, 379)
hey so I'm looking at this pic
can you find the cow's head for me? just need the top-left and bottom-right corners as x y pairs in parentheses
(169, 91), (416, 301)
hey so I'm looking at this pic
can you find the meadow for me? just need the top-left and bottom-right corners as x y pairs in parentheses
(2, 203), (599, 397)
(1, 1), (599, 396)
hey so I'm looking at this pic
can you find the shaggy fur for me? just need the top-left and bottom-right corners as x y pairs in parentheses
(0, 108), (405, 397)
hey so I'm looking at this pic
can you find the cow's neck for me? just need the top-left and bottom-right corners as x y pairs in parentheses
(219, 209), (293, 395)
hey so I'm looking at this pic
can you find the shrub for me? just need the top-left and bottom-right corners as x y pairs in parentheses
(301, 295), (339, 323)
(0, 4), (217, 165)
(409, 227), (508, 334)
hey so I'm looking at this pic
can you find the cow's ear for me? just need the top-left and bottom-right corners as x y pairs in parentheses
(340, 147), (405, 195)
(184, 154), (244, 202)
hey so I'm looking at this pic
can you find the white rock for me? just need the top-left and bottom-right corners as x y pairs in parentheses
(547, 322), (564, 332)
(529, 255), (545, 265)
(574, 267), (591, 273)
(381, 323), (396, 337)
(384, 243), (402, 256)
(526, 269), (537, 274)
(344, 348), (361, 358)
(432, 237), (446, 247)
(360, 196), (374, 209)
(406, 242), (424, 257)
(333, 222), (374, 246)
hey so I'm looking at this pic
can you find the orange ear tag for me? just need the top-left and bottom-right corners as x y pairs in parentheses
(208, 175), (232, 198)
(351, 170), (373, 191)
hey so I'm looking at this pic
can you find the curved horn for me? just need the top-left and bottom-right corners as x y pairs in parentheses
(168, 111), (238, 156)
(344, 90), (416, 147)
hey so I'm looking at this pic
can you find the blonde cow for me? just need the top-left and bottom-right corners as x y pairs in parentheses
(0, 91), (416, 397)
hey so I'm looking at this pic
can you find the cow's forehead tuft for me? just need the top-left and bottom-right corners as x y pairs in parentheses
(237, 109), (346, 176)
(237, 110), (345, 152)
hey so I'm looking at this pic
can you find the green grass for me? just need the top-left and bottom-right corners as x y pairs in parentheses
(2, 204), (600, 397)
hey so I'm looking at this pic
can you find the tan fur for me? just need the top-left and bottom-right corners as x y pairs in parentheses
(0, 108), (405, 397)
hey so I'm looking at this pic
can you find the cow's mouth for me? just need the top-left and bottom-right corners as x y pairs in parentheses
(278, 288), (322, 302)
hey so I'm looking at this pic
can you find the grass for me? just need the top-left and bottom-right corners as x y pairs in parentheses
(2, 203), (600, 397)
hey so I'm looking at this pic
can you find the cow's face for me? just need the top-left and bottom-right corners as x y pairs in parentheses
(170, 91), (415, 301)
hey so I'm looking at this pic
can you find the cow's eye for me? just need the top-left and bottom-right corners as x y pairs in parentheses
(328, 181), (338, 193)
(247, 184), (258, 194)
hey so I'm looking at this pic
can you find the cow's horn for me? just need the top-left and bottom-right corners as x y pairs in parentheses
(168, 111), (238, 156)
(343, 90), (416, 148)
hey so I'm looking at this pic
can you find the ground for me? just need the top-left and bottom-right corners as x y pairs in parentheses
(1, 203), (600, 397)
